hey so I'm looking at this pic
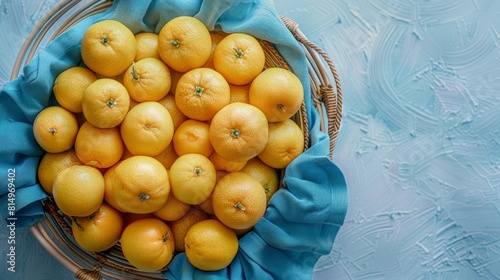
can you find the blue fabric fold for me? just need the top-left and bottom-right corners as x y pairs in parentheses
(0, 0), (347, 278)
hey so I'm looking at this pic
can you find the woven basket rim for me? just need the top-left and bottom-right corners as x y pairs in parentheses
(15, 1), (343, 279)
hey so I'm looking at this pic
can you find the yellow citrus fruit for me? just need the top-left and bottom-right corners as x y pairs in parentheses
(158, 16), (212, 72)
(184, 219), (238, 271)
(213, 33), (265, 85)
(167, 207), (208, 252)
(120, 101), (174, 156)
(134, 32), (161, 61)
(169, 154), (216, 205)
(52, 165), (105, 217)
(82, 78), (130, 128)
(121, 218), (175, 271)
(103, 161), (128, 213)
(229, 83), (250, 104)
(212, 172), (267, 230)
(198, 170), (228, 216)
(74, 121), (124, 169)
(81, 19), (137, 77)
(53, 66), (98, 113)
(122, 212), (155, 228)
(153, 192), (192, 222)
(175, 67), (230, 121)
(71, 202), (124, 252)
(112, 156), (170, 214)
(203, 31), (228, 69)
(37, 149), (82, 195)
(198, 193), (214, 216)
(240, 157), (279, 203)
(209, 150), (247, 173)
(258, 119), (304, 169)
(152, 143), (179, 170)
(168, 69), (184, 95)
(157, 93), (188, 131)
(123, 58), (171, 102)
(173, 119), (213, 157)
(249, 67), (304, 122)
(33, 106), (78, 153)
(209, 102), (268, 162)
(120, 146), (134, 161)
(233, 226), (253, 238)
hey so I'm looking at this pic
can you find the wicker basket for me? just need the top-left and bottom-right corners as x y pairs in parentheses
(13, 0), (343, 279)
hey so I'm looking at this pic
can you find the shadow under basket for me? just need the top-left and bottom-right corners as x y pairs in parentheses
(15, 1), (343, 279)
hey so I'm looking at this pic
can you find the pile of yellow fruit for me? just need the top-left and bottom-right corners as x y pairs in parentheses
(33, 16), (305, 272)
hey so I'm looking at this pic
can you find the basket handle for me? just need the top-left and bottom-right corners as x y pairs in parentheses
(280, 16), (343, 158)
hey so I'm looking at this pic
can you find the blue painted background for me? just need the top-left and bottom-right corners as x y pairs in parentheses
(1, 0), (499, 279)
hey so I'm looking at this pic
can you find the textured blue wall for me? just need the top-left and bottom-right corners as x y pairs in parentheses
(1, 0), (499, 279)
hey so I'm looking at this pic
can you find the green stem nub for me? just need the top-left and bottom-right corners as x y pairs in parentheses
(233, 47), (244, 58)
(107, 98), (116, 107)
(194, 167), (202, 175)
(194, 86), (204, 96)
(131, 62), (140, 82)
(277, 104), (286, 112)
(138, 193), (150, 201)
(171, 39), (181, 48)
(48, 128), (57, 135)
(230, 128), (241, 138)
(101, 34), (109, 45)
(235, 202), (246, 211)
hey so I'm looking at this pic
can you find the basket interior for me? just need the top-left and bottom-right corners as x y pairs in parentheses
(23, 1), (316, 279)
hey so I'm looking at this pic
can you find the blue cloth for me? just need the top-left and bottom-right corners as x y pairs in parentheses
(0, 0), (348, 278)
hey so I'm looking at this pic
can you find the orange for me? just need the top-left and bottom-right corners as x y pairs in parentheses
(213, 33), (265, 85)
(203, 31), (228, 69)
(123, 58), (171, 102)
(175, 67), (230, 121)
(198, 170), (228, 216)
(169, 154), (216, 205)
(168, 69), (184, 95)
(103, 161), (129, 213)
(158, 16), (212, 72)
(122, 213), (155, 227)
(258, 119), (304, 169)
(152, 143), (179, 170)
(52, 165), (105, 217)
(240, 157), (279, 203)
(234, 226), (253, 238)
(74, 121), (124, 169)
(212, 172), (267, 230)
(229, 83), (250, 104)
(37, 149), (82, 195)
(120, 101), (174, 156)
(209, 102), (268, 162)
(103, 162), (128, 213)
(71, 202), (124, 252)
(81, 19), (137, 77)
(121, 218), (175, 271)
(167, 207), (208, 252)
(153, 192), (192, 222)
(184, 219), (238, 271)
(173, 119), (213, 157)
(209, 150), (247, 173)
(249, 67), (304, 122)
(53, 66), (98, 113)
(33, 106), (78, 153)
(112, 156), (170, 214)
(134, 32), (161, 61)
(82, 78), (130, 128)
(157, 93), (188, 131)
